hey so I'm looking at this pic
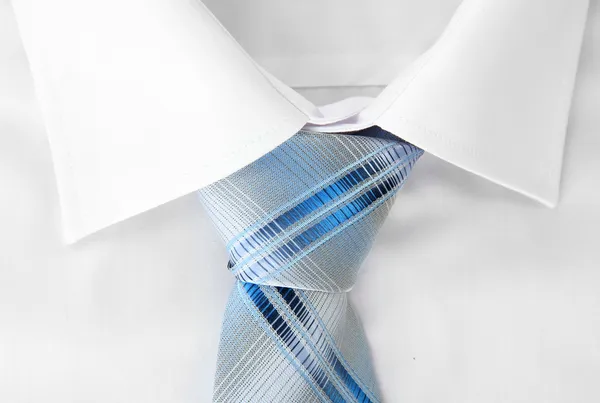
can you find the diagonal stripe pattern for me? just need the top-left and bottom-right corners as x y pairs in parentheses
(199, 127), (423, 402)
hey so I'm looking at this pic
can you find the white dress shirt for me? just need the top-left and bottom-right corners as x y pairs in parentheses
(10, 0), (589, 242)
(1, 0), (598, 402)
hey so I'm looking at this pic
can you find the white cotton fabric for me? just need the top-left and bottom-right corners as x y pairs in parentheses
(9, 0), (589, 242)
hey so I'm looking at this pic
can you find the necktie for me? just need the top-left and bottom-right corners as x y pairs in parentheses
(199, 126), (423, 402)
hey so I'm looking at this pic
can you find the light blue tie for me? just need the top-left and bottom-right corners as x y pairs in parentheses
(199, 126), (423, 402)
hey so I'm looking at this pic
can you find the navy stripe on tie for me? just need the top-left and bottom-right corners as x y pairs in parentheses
(244, 282), (349, 403)
(233, 154), (415, 282)
(275, 287), (374, 403)
(228, 143), (418, 268)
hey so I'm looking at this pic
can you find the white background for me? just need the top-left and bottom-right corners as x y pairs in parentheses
(1, 1), (599, 402)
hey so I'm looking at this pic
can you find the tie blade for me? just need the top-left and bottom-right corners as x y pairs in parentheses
(213, 282), (381, 403)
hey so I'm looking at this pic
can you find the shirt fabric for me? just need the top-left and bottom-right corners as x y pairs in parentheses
(1, 0), (599, 402)
(9, 0), (589, 242)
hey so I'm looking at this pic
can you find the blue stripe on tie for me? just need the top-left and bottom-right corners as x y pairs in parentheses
(228, 143), (416, 268)
(225, 141), (397, 253)
(276, 287), (375, 403)
(233, 150), (420, 282)
(230, 148), (422, 280)
(243, 283), (348, 403)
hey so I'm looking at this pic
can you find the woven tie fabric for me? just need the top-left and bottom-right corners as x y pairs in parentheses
(199, 127), (423, 402)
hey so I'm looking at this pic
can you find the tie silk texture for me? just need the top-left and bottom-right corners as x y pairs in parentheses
(199, 127), (423, 402)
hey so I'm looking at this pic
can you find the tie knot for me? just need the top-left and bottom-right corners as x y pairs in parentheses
(200, 129), (422, 292)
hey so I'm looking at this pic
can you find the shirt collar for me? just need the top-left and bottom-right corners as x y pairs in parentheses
(10, 0), (589, 242)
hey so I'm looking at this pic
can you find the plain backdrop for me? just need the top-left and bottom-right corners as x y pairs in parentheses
(1, 1), (599, 402)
